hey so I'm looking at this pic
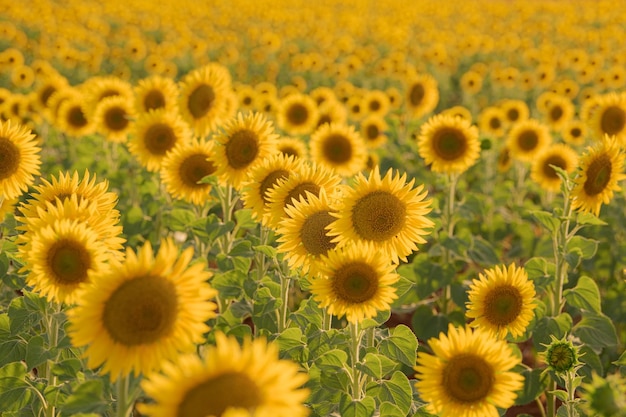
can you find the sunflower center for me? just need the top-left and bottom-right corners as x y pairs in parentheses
(317, 114), (332, 127)
(188, 84), (215, 119)
(225, 129), (259, 169)
(542, 155), (567, 180)
(409, 84), (425, 106)
(260, 169), (289, 204)
(322, 134), (352, 164)
(332, 262), (379, 303)
(47, 239), (91, 284)
(369, 100), (381, 112)
(68, 105), (88, 128)
(104, 107), (129, 131)
(366, 125), (379, 140)
(286, 103), (309, 125)
(507, 108), (519, 122)
(351, 191), (406, 242)
(489, 117), (501, 130)
(285, 182), (320, 207)
(177, 371), (262, 417)
(550, 106), (564, 122)
(300, 210), (337, 256)
(600, 106), (626, 135)
(483, 284), (523, 326)
(40, 86), (56, 106)
(279, 146), (299, 157)
(0, 137), (20, 180)
(432, 128), (467, 161)
(179, 153), (216, 187)
(143, 89), (166, 111)
(443, 354), (494, 403)
(103, 275), (178, 346)
(570, 127), (582, 138)
(144, 123), (176, 155)
(583, 154), (612, 196)
(517, 129), (538, 151)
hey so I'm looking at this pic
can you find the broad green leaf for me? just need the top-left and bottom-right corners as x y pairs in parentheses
(205, 216), (235, 241)
(530, 210), (560, 233)
(168, 208), (197, 230)
(0, 339), (27, 367)
(339, 394), (376, 417)
(58, 380), (110, 414)
(316, 349), (348, 372)
(25, 335), (52, 370)
(576, 212), (607, 226)
(468, 235), (500, 266)
(276, 328), (309, 363)
(365, 371), (413, 415)
(234, 208), (257, 230)
(8, 297), (40, 335)
(253, 244), (277, 258)
(379, 402), (406, 417)
(360, 309), (391, 330)
(566, 236), (598, 260)
(0, 251), (9, 276)
(524, 257), (555, 293)
(578, 345), (603, 379)
(515, 368), (549, 405)
(291, 298), (323, 331)
(22, 291), (48, 314)
(411, 305), (450, 343)
(398, 253), (456, 299)
(0, 362), (32, 412)
(252, 286), (280, 316)
(532, 313), (573, 352)
(613, 349), (626, 366)
(211, 269), (246, 299)
(549, 389), (569, 402)
(357, 352), (398, 380)
(51, 358), (83, 380)
(229, 240), (253, 257)
(564, 276), (601, 313)
(378, 325), (418, 368)
(573, 312), (618, 353)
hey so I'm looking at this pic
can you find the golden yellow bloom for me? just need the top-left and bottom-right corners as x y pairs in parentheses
(360, 115), (388, 149)
(500, 99), (529, 126)
(506, 119), (552, 163)
(587, 92), (626, 143)
(0, 120), (41, 200)
(276, 136), (309, 160)
(530, 144), (579, 192)
(93, 95), (135, 143)
(276, 93), (319, 135)
(309, 122), (367, 177)
(404, 73), (439, 119)
(478, 106), (507, 139)
(134, 75), (180, 114)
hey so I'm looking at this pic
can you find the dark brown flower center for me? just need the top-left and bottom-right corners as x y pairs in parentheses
(0, 137), (20, 180)
(483, 284), (523, 326)
(47, 239), (91, 284)
(225, 129), (259, 169)
(143, 89), (166, 111)
(188, 84), (215, 119)
(179, 153), (216, 187)
(443, 354), (494, 403)
(144, 123), (177, 155)
(432, 128), (468, 161)
(300, 210), (337, 256)
(583, 154), (612, 196)
(352, 191), (406, 241)
(332, 261), (379, 303)
(322, 134), (352, 164)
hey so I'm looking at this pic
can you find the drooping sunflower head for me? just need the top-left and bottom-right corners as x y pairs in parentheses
(67, 239), (218, 381)
(417, 114), (481, 174)
(310, 242), (399, 323)
(404, 73), (439, 119)
(415, 324), (524, 417)
(506, 119), (552, 163)
(134, 75), (179, 114)
(587, 92), (626, 143)
(466, 263), (537, 339)
(0, 120), (41, 200)
(276, 93), (319, 135)
(128, 109), (192, 172)
(530, 144), (579, 192)
(139, 332), (310, 417)
(93, 95), (135, 143)
(309, 122), (368, 177)
(160, 138), (217, 206)
(570, 134), (626, 216)
(211, 112), (279, 190)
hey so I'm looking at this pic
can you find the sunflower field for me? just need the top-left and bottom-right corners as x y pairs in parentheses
(1, 0), (626, 416)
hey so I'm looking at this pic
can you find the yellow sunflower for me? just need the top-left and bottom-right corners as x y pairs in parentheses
(466, 263), (537, 339)
(571, 135), (626, 216)
(360, 115), (388, 149)
(404, 73), (439, 119)
(499, 99), (529, 126)
(160, 138), (217, 206)
(0, 120), (41, 200)
(478, 106), (507, 139)
(210, 112), (279, 190)
(83, 75), (134, 116)
(415, 325), (524, 417)
(276, 189), (339, 275)
(128, 109), (191, 172)
(587, 92), (626, 143)
(0, 196), (18, 220)
(417, 114), (480, 174)
(55, 92), (95, 138)
(315, 99), (348, 129)
(276, 137), (309, 160)
(34, 73), (69, 113)
(327, 167), (434, 264)
(362, 89), (390, 117)
(459, 70), (483, 95)
(93, 95), (135, 143)
(139, 332), (309, 417)
(276, 93), (319, 136)
(240, 154), (303, 227)
(530, 144), (579, 192)
(134, 75), (179, 114)
(23, 218), (108, 305)
(265, 161), (342, 230)
(310, 242), (399, 323)
(309, 122), (368, 177)
(441, 106), (473, 123)
(506, 119), (552, 163)
(542, 94), (574, 132)
(178, 63), (233, 137)
(67, 239), (218, 381)
(562, 120), (588, 147)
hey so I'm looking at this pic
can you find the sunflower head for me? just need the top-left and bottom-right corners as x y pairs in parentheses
(541, 335), (582, 374)
(405, 73), (439, 119)
(506, 119), (552, 162)
(0, 120), (41, 200)
(309, 122), (368, 177)
(530, 144), (579, 192)
(276, 93), (319, 135)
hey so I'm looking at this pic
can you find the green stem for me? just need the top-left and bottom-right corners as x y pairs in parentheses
(536, 395), (547, 417)
(43, 302), (61, 417)
(551, 186), (573, 317)
(441, 173), (458, 315)
(322, 308), (332, 331)
(547, 379), (557, 417)
(217, 184), (238, 254)
(278, 270), (292, 332)
(116, 375), (132, 417)
(349, 322), (363, 400)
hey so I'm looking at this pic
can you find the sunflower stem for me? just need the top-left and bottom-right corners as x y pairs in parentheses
(277, 264), (292, 332)
(440, 173), (458, 315)
(536, 395), (547, 417)
(43, 301), (61, 417)
(349, 322), (364, 400)
(116, 374), (133, 417)
(322, 308), (332, 331)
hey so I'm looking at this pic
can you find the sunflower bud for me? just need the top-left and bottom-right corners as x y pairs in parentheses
(542, 336), (581, 374)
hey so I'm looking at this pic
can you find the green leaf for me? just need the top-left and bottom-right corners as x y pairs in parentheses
(58, 380), (110, 414)
(378, 325), (418, 368)
(51, 358), (83, 380)
(316, 349), (349, 372)
(573, 312), (618, 353)
(0, 251), (9, 276)
(411, 305), (450, 343)
(211, 269), (246, 299)
(530, 210), (560, 232)
(564, 276), (601, 313)
(365, 371), (413, 415)
(167, 208), (197, 230)
(379, 402), (406, 417)
(576, 212), (607, 226)
(8, 297), (40, 335)
(533, 313), (573, 351)
(229, 240), (253, 257)
(613, 349), (626, 366)
(360, 309), (391, 330)
(566, 236), (598, 260)
(206, 216), (235, 242)
(578, 345), (603, 379)
(25, 335), (52, 370)
(253, 244), (277, 258)
(357, 352), (398, 380)
(549, 389), (569, 402)
(398, 253), (455, 299)
(0, 339), (27, 367)
(0, 362), (32, 412)
(276, 328), (308, 363)
(252, 286), (280, 316)
(22, 291), (48, 314)
(524, 257), (555, 293)
(468, 235), (500, 266)
(339, 394), (376, 417)
(234, 208), (257, 230)
(515, 368), (549, 405)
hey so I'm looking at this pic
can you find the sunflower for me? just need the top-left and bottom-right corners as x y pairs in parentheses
(34, 73), (69, 112)
(327, 167), (434, 264)
(93, 95), (135, 143)
(466, 263), (536, 339)
(139, 332), (309, 417)
(265, 161), (342, 230)
(178, 63), (233, 137)
(315, 100), (348, 129)
(530, 144), (579, 192)
(417, 114), (480, 174)
(385, 87), (402, 110)
(23, 218), (108, 304)
(83, 76), (134, 115)
(276, 137), (309, 160)
(310, 86), (337, 107)
(362, 89), (390, 117)
(587, 92), (626, 143)
(561, 120), (587, 146)
(310, 242), (399, 323)
(67, 239), (218, 381)
(276, 93), (319, 136)
(11, 65), (35, 89)
(235, 84), (258, 112)
(160, 138), (217, 206)
(55, 92), (95, 138)
(309, 122), (367, 177)
(360, 115), (388, 149)
(276, 189), (339, 275)
(128, 109), (191, 172)
(506, 119), (552, 163)
(478, 106), (507, 139)
(459, 70), (483, 95)
(240, 154), (303, 227)
(134, 75), (179, 114)
(0, 196), (18, 220)
(571, 135), (626, 216)
(441, 106), (473, 123)
(415, 325), (524, 417)
(404, 74), (439, 119)
(0, 120), (41, 200)
(500, 99), (529, 126)
(542, 94), (574, 132)
(210, 112), (279, 190)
